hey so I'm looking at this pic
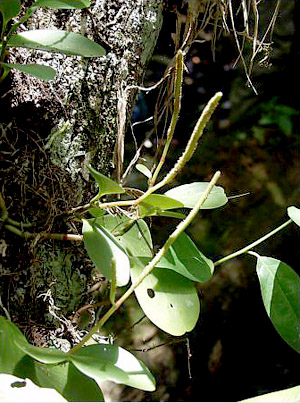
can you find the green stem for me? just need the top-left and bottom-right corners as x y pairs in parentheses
(214, 218), (292, 266)
(150, 50), (184, 186)
(69, 170), (221, 354)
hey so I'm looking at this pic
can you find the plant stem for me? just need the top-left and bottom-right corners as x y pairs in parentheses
(69, 170), (221, 354)
(4, 225), (83, 242)
(214, 218), (292, 266)
(150, 50), (184, 186)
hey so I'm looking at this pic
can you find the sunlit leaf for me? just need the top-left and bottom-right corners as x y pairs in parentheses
(136, 164), (152, 179)
(82, 219), (130, 286)
(287, 206), (300, 227)
(240, 385), (300, 402)
(255, 255), (300, 353)
(141, 194), (184, 210)
(165, 182), (228, 209)
(0, 374), (67, 402)
(7, 30), (106, 57)
(33, 0), (91, 8)
(138, 232), (214, 282)
(15, 342), (67, 364)
(70, 344), (156, 391)
(96, 215), (153, 258)
(0, 63), (56, 81)
(130, 259), (200, 336)
(0, 0), (21, 35)
(88, 164), (125, 199)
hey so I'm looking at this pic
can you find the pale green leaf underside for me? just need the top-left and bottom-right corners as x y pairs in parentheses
(287, 206), (300, 227)
(96, 215), (153, 258)
(71, 344), (156, 391)
(256, 256), (300, 353)
(131, 260), (200, 336)
(0, 62), (56, 81)
(165, 182), (228, 209)
(88, 164), (125, 199)
(136, 163), (152, 179)
(33, 0), (91, 8)
(15, 341), (67, 364)
(240, 385), (300, 402)
(82, 219), (130, 286)
(7, 30), (106, 57)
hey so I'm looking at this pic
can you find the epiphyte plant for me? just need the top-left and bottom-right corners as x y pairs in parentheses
(0, 6), (299, 400)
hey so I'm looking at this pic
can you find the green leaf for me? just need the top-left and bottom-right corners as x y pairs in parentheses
(138, 232), (214, 282)
(0, 317), (104, 401)
(70, 344), (156, 391)
(165, 182), (228, 209)
(0, 316), (28, 374)
(141, 194), (184, 210)
(287, 206), (300, 227)
(255, 256), (300, 353)
(130, 260), (200, 336)
(136, 164), (152, 179)
(33, 360), (104, 402)
(96, 215), (153, 258)
(15, 342), (68, 364)
(88, 164), (125, 199)
(240, 385), (300, 402)
(0, 0), (21, 35)
(82, 219), (130, 286)
(0, 62), (56, 81)
(33, 0), (91, 8)
(88, 207), (106, 218)
(7, 30), (106, 57)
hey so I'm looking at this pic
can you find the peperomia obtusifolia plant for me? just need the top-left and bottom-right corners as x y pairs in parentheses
(0, 3), (299, 401)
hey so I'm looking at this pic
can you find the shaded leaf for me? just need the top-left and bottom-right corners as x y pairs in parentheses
(0, 62), (56, 81)
(255, 256), (300, 353)
(88, 207), (106, 218)
(0, 316), (28, 374)
(287, 206), (300, 227)
(82, 219), (130, 286)
(96, 215), (153, 258)
(0, 0), (21, 35)
(136, 164), (152, 179)
(240, 385), (300, 402)
(88, 164), (125, 199)
(70, 344), (155, 391)
(33, 0), (91, 8)
(130, 260), (200, 336)
(165, 182), (228, 209)
(8, 30), (106, 57)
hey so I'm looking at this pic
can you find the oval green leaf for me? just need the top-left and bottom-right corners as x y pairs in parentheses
(96, 215), (153, 258)
(138, 232), (214, 282)
(70, 344), (156, 391)
(130, 260), (200, 336)
(240, 385), (300, 402)
(0, 62), (56, 81)
(88, 164), (125, 199)
(33, 0), (91, 8)
(7, 30), (106, 57)
(15, 342), (67, 364)
(0, 0), (21, 35)
(141, 194), (184, 210)
(165, 182), (228, 209)
(136, 163), (152, 179)
(255, 255), (300, 353)
(82, 219), (130, 286)
(287, 206), (300, 227)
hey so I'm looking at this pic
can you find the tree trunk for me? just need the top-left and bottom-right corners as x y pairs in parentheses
(0, 0), (163, 347)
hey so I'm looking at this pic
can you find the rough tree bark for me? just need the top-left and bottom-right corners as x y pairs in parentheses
(0, 0), (163, 347)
